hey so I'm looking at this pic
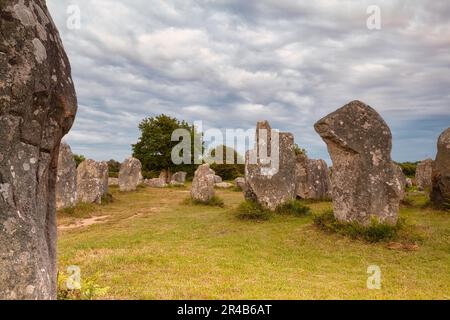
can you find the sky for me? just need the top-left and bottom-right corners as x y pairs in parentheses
(46, 0), (450, 163)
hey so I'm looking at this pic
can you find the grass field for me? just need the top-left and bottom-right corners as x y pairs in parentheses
(57, 185), (450, 300)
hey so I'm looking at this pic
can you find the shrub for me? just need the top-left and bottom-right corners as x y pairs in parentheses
(235, 200), (310, 221)
(183, 196), (225, 208)
(235, 201), (272, 221)
(313, 210), (423, 243)
(276, 200), (311, 216)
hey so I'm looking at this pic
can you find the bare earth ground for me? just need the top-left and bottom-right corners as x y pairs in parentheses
(57, 185), (450, 300)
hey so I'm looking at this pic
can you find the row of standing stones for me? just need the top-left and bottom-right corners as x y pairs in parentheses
(0, 0), (448, 300)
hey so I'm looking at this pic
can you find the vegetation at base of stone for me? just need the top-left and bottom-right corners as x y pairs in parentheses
(294, 143), (307, 156)
(183, 196), (225, 208)
(132, 114), (203, 179)
(59, 194), (114, 218)
(313, 210), (423, 243)
(57, 271), (109, 300)
(276, 200), (311, 216)
(235, 200), (310, 221)
(235, 201), (273, 221)
(101, 193), (114, 204)
(396, 161), (419, 178)
(107, 159), (121, 177)
(73, 154), (86, 168)
(208, 145), (245, 181)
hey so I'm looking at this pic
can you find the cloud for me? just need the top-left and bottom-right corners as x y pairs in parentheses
(47, 0), (450, 163)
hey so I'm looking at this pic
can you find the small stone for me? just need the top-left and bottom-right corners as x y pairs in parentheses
(415, 158), (433, 191)
(118, 157), (142, 192)
(56, 142), (77, 209)
(191, 164), (216, 202)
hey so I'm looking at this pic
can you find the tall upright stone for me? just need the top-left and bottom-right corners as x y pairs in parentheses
(118, 157), (142, 192)
(431, 128), (450, 209)
(295, 154), (331, 200)
(393, 163), (407, 200)
(56, 142), (77, 209)
(415, 159), (433, 191)
(191, 164), (215, 202)
(99, 161), (109, 196)
(314, 100), (401, 226)
(245, 121), (296, 211)
(0, 0), (77, 299)
(77, 160), (106, 204)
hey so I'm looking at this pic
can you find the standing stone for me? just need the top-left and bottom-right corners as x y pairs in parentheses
(118, 157), (142, 192)
(393, 163), (407, 200)
(191, 164), (216, 202)
(314, 100), (401, 226)
(159, 169), (172, 184)
(431, 128), (450, 209)
(77, 160), (106, 204)
(108, 177), (119, 186)
(295, 154), (331, 200)
(99, 161), (109, 196)
(145, 178), (168, 188)
(234, 177), (246, 191)
(56, 142), (77, 209)
(245, 121), (296, 211)
(214, 175), (223, 184)
(171, 171), (187, 184)
(405, 178), (413, 188)
(415, 159), (434, 191)
(0, 0), (77, 300)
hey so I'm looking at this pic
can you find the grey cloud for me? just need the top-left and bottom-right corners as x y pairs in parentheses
(47, 0), (450, 163)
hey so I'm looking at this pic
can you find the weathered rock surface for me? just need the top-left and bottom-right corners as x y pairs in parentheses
(159, 169), (172, 184)
(191, 164), (216, 202)
(99, 161), (109, 196)
(245, 121), (296, 211)
(171, 171), (187, 184)
(416, 159), (434, 191)
(0, 0), (77, 300)
(215, 182), (233, 189)
(234, 177), (246, 191)
(314, 100), (401, 226)
(118, 157), (142, 192)
(393, 163), (407, 200)
(108, 177), (119, 186)
(56, 142), (77, 209)
(77, 160), (107, 204)
(406, 178), (413, 188)
(295, 154), (331, 200)
(431, 128), (450, 208)
(214, 175), (223, 184)
(145, 178), (167, 188)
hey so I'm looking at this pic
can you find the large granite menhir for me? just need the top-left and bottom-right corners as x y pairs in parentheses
(431, 128), (450, 209)
(0, 0), (77, 299)
(295, 154), (331, 200)
(314, 101), (401, 226)
(415, 159), (433, 191)
(56, 142), (77, 209)
(245, 121), (296, 211)
(77, 160), (108, 204)
(119, 157), (142, 192)
(191, 164), (216, 202)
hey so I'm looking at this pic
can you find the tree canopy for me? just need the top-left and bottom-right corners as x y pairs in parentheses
(132, 114), (202, 178)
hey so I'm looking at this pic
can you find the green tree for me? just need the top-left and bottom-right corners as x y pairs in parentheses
(396, 161), (419, 178)
(73, 154), (85, 168)
(107, 159), (121, 178)
(208, 145), (245, 181)
(132, 114), (202, 179)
